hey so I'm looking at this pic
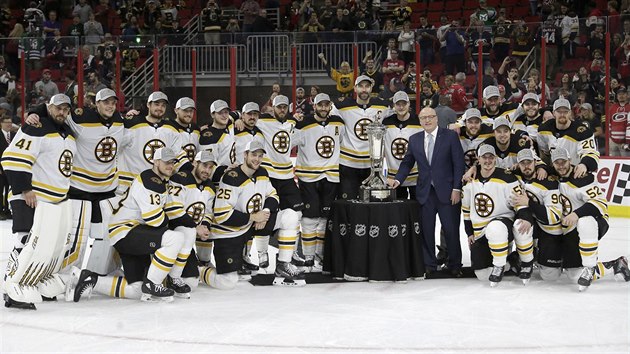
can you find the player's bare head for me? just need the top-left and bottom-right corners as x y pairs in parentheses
(393, 91), (410, 115)
(314, 93), (332, 118)
(241, 102), (260, 128)
(175, 97), (196, 125)
(47, 94), (72, 124)
(95, 89), (118, 119)
(551, 148), (571, 177)
(272, 95), (289, 120)
(516, 149), (536, 178)
(418, 107), (438, 132)
(193, 150), (217, 182)
(463, 108), (482, 136)
(153, 147), (177, 178)
(147, 91), (168, 120)
(354, 75), (374, 101)
(340, 61), (351, 74)
(244, 140), (265, 171)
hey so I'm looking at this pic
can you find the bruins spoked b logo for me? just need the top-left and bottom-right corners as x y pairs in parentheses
(59, 150), (73, 177)
(354, 118), (371, 141)
(559, 194), (572, 216)
(316, 136), (335, 158)
(95, 137), (118, 163)
(273, 131), (290, 154)
(183, 144), (196, 162)
(525, 190), (540, 204)
(391, 138), (408, 160)
(187, 202), (206, 224)
(143, 139), (166, 164)
(474, 193), (494, 217)
(247, 193), (263, 213)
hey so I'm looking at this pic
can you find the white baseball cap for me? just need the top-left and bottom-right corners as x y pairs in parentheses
(210, 99), (229, 113)
(147, 91), (169, 103)
(242, 102), (260, 113)
(95, 88), (117, 102)
(176, 97), (196, 110)
(483, 86), (500, 99)
(477, 144), (496, 157)
(194, 150), (217, 164)
(522, 92), (540, 104)
(463, 108), (481, 121)
(272, 95), (289, 107)
(393, 91), (410, 103)
(551, 147), (571, 162)
(245, 140), (266, 153)
(153, 147), (177, 162)
(48, 94), (72, 106)
(492, 117), (511, 130)
(313, 93), (331, 105)
(516, 149), (536, 163)
(553, 98), (571, 111)
(354, 75), (375, 86)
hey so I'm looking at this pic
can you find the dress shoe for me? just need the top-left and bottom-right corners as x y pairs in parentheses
(449, 268), (463, 278)
(0, 213), (6, 221)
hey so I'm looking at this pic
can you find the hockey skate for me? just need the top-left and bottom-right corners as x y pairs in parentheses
(258, 252), (269, 269)
(577, 266), (595, 292)
(489, 265), (505, 287)
(166, 276), (191, 299)
(141, 278), (174, 302)
(3, 293), (36, 310)
(273, 261), (306, 287)
(291, 252), (314, 267)
(242, 256), (259, 273)
(519, 261), (534, 285)
(72, 269), (99, 303)
(603, 256), (630, 282)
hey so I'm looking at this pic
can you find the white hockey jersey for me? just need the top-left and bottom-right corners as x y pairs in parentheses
(293, 114), (344, 183)
(331, 98), (392, 169)
(257, 114), (298, 180)
(459, 124), (494, 169)
(212, 166), (279, 239)
(234, 125), (264, 165)
(65, 107), (124, 193)
(516, 173), (563, 235)
(537, 119), (599, 172)
(381, 113), (423, 187)
(557, 171), (608, 234)
(168, 169), (215, 226)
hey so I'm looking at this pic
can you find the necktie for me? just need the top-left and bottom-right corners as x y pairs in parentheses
(427, 133), (434, 165)
(5, 132), (9, 144)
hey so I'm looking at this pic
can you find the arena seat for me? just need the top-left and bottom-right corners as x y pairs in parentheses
(427, 2), (443, 11)
(445, 0), (463, 11)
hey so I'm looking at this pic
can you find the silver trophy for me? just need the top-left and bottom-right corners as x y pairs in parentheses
(360, 121), (395, 202)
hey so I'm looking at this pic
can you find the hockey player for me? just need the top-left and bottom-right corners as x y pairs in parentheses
(382, 91), (422, 199)
(161, 97), (201, 166)
(511, 149), (563, 283)
(209, 140), (304, 288)
(2, 94), (76, 309)
(118, 91), (171, 192)
(332, 75), (392, 199)
(461, 144), (534, 287)
(294, 93), (344, 270)
(537, 98), (599, 177)
(459, 108), (493, 170)
(483, 117), (533, 170)
(73, 148), (197, 302)
(234, 102), (264, 165)
(478, 85), (521, 126)
(511, 93), (544, 147)
(199, 99), (236, 184)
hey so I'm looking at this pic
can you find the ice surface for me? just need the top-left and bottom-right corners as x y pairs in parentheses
(1, 218), (628, 353)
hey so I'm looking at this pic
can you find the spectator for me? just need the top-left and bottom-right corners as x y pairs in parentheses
(289, 87), (313, 116)
(73, 0), (93, 24)
(590, 49), (606, 74)
(382, 48), (405, 87)
(361, 54), (384, 93)
(435, 95), (458, 128)
(614, 34), (630, 86)
(261, 82), (281, 113)
(380, 77), (404, 101)
(240, 0), (260, 32)
(497, 57), (525, 102)
(118, 0), (143, 29)
(201, 0), (223, 45)
(0, 2), (10, 37)
(307, 85), (321, 106)
(420, 68), (440, 93)
(539, 13), (561, 81)
(318, 53), (354, 98)
(34, 69), (59, 102)
(329, 7), (352, 34)
(352, 0), (373, 31)
(67, 15), (84, 38)
(81, 45), (99, 75)
(609, 77), (621, 103)
(149, 19), (165, 36)
(254, 9), (275, 33)
(609, 87), (630, 156)
(5, 24), (24, 75)
(44, 29), (66, 68)
(121, 48), (139, 80)
(84, 13), (104, 50)
(470, 0), (497, 28)
(492, 17), (511, 64)
(401, 61), (418, 97)
(417, 15), (436, 66)
(418, 82), (439, 109)
(622, 18), (630, 38)
(442, 19), (466, 75)
(392, 0), (412, 30)
(552, 73), (576, 102)
(382, 37), (398, 61)
(160, 0), (178, 32)
(225, 17), (240, 35)
(436, 15), (450, 64)
(94, 0), (113, 33)
(611, 33), (623, 68)
(143, 0), (162, 32)
(18, 33), (45, 71)
(468, 17), (492, 74)
(527, 68), (551, 102)
(86, 71), (108, 94)
(318, 0), (335, 29)
(122, 15), (140, 42)
(440, 73), (469, 114)
(511, 20), (531, 68)
(64, 71), (78, 103)
(0, 56), (14, 97)
(398, 21), (415, 64)
(559, 5), (579, 59)
(299, 0), (316, 27)
(43, 10), (62, 38)
(472, 66), (498, 99)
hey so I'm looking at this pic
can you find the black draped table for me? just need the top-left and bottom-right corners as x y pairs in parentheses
(323, 199), (425, 282)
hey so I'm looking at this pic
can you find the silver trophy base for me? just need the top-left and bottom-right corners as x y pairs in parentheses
(360, 186), (396, 202)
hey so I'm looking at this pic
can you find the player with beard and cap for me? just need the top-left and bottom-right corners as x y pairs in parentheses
(72, 148), (196, 302)
(2, 94), (76, 309)
(118, 91), (172, 194)
(512, 93), (544, 147)
(548, 148), (629, 291)
(199, 99), (237, 184)
(331, 75), (393, 199)
(293, 93), (344, 270)
(461, 144), (534, 287)
(537, 98), (599, 179)
(478, 85), (521, 126)
(459, 108), (494, 170)
(381, 91), (422, 199)
(161, 97), (201, 167)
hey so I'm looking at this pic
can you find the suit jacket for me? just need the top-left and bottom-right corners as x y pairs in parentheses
(396, 127), (465, 204)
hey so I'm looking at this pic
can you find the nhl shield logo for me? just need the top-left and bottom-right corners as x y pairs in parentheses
(414, 222), (420, 235)
(369, 225), (379, 238)
(388, 225), (398, 238)
(355, 224), (366, 237)
(401, 224), (407, 237)
(339, 223), (347, 236)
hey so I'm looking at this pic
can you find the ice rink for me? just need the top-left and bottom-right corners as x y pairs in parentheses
(1, 217), (629, 353)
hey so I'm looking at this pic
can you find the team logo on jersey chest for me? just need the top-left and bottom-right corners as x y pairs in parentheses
(391, 138), (409, 160)
(143, 139), (166, 164)
(316, 136), (335, 158)
(474, 193), (494, 217)
(354, 118), (372, 140)
(272, 131), (290, 154)
(59, 149), (74, 177)
(464, 149), (478, 168)
(95, 137), (118, 163)
(247, 193), (263, 213)
(612, 112), (627, 122)
(559, 194), (572, 216)
(187, 202), (206, 224)
(182, 144), (196, 162)
(229, 143), (236, 164)
(525, 190), (540, 204)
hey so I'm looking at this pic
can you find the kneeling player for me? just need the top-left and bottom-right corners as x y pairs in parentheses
(73, 148), (197, 302)
(462, 144), (534, 287)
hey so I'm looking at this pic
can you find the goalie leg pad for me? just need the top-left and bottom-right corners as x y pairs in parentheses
(61, 200), (92, 270)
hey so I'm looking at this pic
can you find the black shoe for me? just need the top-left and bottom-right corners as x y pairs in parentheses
(449, 268), (463, 278)
(0, 213), (6, 221)
(436, 245), (448, 267)
(4, 211), (11, 219)
(73, 270), (98, 302)
(4, 294), (36, 310)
